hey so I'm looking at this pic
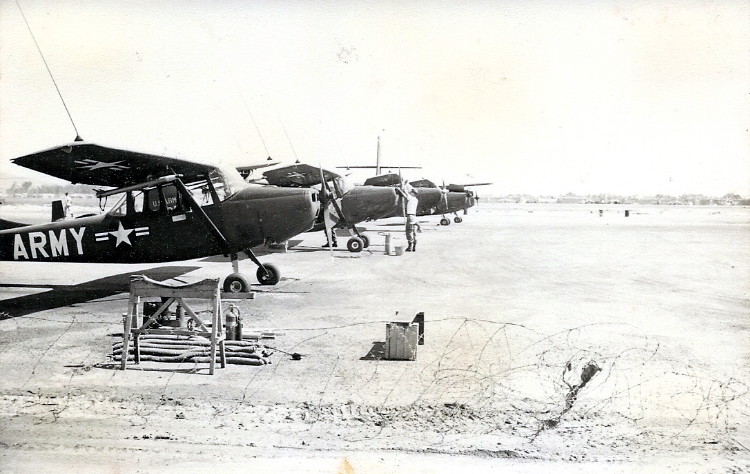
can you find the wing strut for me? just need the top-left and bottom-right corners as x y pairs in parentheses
(172, 179), (229, 252)
(173, 178), (272, 281)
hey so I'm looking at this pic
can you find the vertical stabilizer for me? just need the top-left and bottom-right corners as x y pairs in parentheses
(51, 200), (65, 221)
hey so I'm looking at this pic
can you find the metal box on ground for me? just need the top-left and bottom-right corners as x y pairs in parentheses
(385, 322), (418, 360)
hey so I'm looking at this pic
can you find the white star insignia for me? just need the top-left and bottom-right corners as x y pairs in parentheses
(109, 221), (134, 247)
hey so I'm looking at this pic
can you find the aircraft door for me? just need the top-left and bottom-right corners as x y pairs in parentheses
(116, 184), (223, 262)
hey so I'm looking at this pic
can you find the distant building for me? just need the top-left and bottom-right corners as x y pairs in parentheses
(557, 195), (586, 204)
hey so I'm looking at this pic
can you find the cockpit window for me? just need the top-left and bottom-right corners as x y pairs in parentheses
(133, 191), (144, 213)
(333, 176), (353, 196)
(146, 188), (161, 212)
(162, 185), (179, 211)
(209, 165), (246, 201)
(110, 195), (127, 217)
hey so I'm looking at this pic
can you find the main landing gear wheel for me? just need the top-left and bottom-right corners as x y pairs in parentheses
(256, 263), (281, 285)
(360, 235), (370, 248)
(347, 236), (364, 253)
(224, 273), (250, 293)
(454, 216), (463, 223)
(440, 217), (450, 226)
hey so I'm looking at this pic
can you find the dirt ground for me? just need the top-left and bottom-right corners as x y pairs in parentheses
(0, 203), (748, 473)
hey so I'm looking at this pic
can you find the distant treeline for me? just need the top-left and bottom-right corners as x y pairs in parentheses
(2, 181), (748, 206)
(481, 192), (749, 206)
(2, 182), (98, 197)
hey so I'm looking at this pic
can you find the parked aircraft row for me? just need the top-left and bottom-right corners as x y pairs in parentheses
(0, 141), (489, 292)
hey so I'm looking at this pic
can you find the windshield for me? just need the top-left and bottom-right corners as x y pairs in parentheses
(209, 165), (248, 201)
(333, 176), (353, 196)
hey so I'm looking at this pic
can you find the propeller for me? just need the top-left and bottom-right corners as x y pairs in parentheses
(319, 165), (361, 249)
(399, 168), (406, 219)
(440, 178), (449, 211)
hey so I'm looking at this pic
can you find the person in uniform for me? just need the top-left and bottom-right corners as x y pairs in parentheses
(322, 229), (338, 247)
(402, 180), (419, 252)
(63, 192), (73, 219)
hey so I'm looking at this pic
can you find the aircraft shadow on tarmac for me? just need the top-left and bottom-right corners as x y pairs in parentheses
(197, 239), (376, 258)
(197, 240), (305, 262)
(0, 265), (200, 319)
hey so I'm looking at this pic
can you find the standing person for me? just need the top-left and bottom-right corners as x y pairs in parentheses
(402, 180), (419, 252)
(322, 229), (337, 247)
(63, 192), (73, 219)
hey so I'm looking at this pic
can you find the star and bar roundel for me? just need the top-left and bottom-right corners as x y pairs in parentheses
(95, 221), (150, 247)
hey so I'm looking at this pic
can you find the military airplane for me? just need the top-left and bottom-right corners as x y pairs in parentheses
(0, 141), (320, 292)
(246, 163), (401, 252)
(359, 173), (491, 225)
(335, 136), (489, 224)
(409, 178), (491, 225)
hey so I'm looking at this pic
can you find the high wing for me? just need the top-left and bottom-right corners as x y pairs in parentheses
(11, 142), (216, 187)
(411, 179), (437, 188)
(262, 163), (340, 187)
(363, 173), (402, 187)
(236, 160), (280, 180)
(336, 165), (421, 169)
(445, 183), (493, 192)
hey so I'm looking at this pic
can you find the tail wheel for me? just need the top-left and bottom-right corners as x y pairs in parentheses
(347, 236), (364, 253)
(440, 217), (450, 226)
(256, 263), (280, 285)
(224, 273), (250, 293)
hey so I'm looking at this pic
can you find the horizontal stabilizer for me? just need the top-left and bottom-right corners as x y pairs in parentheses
(0, 218), (29, 231)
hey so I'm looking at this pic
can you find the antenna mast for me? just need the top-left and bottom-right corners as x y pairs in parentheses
(376, 136), (381, 175)
(16, 0), (82, 140)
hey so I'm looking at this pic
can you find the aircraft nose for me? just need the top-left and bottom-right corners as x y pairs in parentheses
(223, 186), (319, 247)
(341, 186), (400, 223)
(265, 188), (319, 242)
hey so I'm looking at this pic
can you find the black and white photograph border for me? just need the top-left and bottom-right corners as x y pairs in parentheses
(0, 1), (748, 473)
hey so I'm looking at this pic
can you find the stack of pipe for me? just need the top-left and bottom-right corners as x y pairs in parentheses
(112, 335), (274, 366)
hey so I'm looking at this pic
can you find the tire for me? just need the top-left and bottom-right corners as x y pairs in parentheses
(256, 263), (281, 285)
(440, 218), (450, 226)
(347, 237), (364, 253)
(224, 273), (249, 293)
(454, 216), (463, 223)
(360, 235), (370, 248)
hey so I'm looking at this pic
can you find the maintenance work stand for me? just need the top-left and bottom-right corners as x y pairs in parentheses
(120, 275), (254, 375)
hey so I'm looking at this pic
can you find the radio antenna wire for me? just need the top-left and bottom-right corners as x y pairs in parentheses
(16, 0), (82, 141)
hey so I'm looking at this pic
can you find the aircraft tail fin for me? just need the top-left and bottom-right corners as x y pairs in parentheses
(52, 200), (65, 222)
(0, 218), (29, 231)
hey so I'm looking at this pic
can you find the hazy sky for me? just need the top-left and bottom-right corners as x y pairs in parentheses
(1, 0), (748, 196)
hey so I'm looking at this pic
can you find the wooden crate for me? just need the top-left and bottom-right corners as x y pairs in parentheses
(385, 322), (419, 361)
